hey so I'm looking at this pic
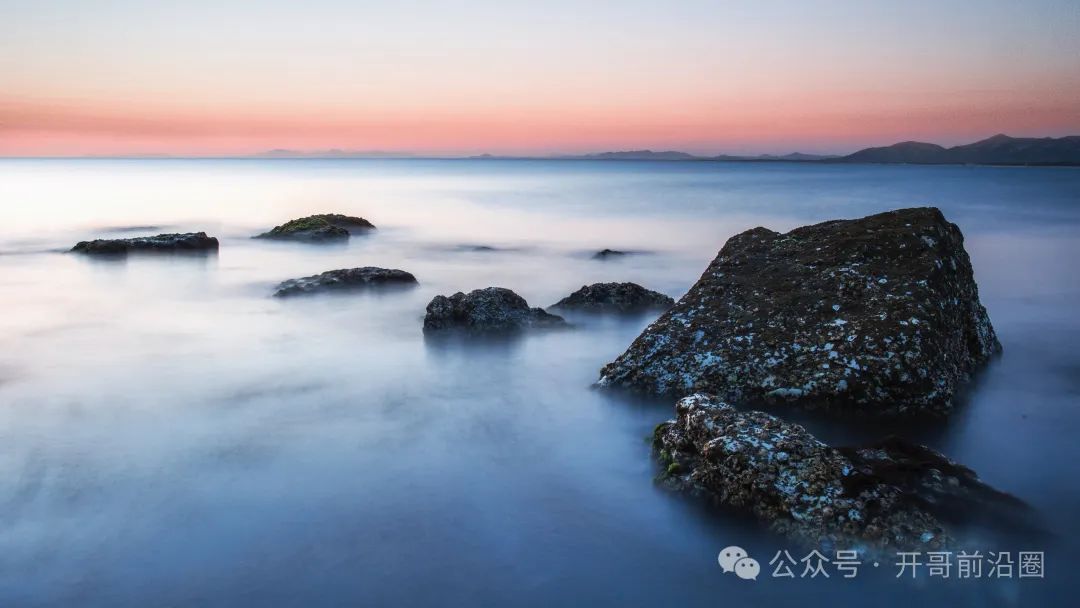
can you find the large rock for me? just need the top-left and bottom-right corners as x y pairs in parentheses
(654, 394), (1025, 552)
(273, 267), (417, 297)
(423, 287), (567, 333)
(598, 207), (1000, 415)
(550, 282), (675, 314)
(71, 232), (219, 255)
(255, 214), (375, 242)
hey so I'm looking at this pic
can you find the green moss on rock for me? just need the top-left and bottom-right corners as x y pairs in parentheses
(255, 213), (375, 242)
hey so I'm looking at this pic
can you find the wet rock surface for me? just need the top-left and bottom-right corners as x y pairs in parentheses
(599, 207), (1001, 415)
(273, 267), (417, 297)
(653, 394), (1026, 553)
(424, 287), (567, 333)
(550, 282), (675, 314)
(255, 214), (375, 242)
(71, 232), (219, 255)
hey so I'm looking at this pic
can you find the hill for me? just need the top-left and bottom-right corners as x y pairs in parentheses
(842, 135), (1080, 165)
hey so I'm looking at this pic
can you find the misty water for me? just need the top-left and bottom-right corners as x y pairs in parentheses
(1, 159), (1078, 606)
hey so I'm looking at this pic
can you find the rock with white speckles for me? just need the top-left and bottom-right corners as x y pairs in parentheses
(598, 207), (1000, 415)
(654, 394), (1026, 552)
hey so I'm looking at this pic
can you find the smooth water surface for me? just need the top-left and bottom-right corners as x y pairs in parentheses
(1, 159), (1078, 606)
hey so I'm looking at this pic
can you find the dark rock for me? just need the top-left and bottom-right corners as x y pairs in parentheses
(273, 267), (417, 297)
(653, 394), (1026, 552)
(432, 244), (525, 254)
(423, 287), (567, 333)
(318, 214), (376, 233)
(835, 437), (1029, 529)
(593, 248), (627, 259)
(550, 282), (675, 314)
(255, 214), (375, 242)
(71, 232), (219, 255)
(598, 207), (1000, 415)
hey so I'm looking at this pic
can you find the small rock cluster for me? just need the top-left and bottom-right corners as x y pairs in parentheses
(67, 206), (1017, 553)
(586, 207), (1019, 552)
(423, 287), (567, 333)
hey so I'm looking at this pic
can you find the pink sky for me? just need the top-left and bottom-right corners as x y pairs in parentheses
(2, 1), (1078, 156)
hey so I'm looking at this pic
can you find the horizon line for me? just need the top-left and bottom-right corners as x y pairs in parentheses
(3, 131), (1079, 161)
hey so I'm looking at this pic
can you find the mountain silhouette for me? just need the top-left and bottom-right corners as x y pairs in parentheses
(842, 134), (1080, 165)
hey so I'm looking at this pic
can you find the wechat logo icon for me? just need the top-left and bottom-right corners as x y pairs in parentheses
(718, 546), (760, 581)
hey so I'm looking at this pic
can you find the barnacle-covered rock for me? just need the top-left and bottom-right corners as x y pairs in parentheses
(599, 207), (1000, 415)
(273, 267), (417, 297)
(550, 282), (675, 314)
(653, 394), (1024, 552)
(71, 232), (219, 254)
(423, 287), (567, 334)
(255, 214), (375, 242)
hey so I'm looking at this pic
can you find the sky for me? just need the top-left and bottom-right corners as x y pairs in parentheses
(1, 0), (1078, 157)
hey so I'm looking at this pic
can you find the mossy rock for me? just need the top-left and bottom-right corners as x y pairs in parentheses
(652, 422), (672, 448)
(255, 214), (375, 242)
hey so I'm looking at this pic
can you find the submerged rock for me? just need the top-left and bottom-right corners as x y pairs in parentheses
(273, 267), (417, 297)
(255, 214), (375, 242)
(101, 224), (172, 234)
(550, 282), (675, 314)
(593, 248), (627, 259)
(599, 207), (1000, 415)
(71, 232), (219, 255)
(423, 287), (567, 333)
(654, 394), (1025, 552)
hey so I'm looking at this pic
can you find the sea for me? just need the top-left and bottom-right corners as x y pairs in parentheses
(1, 158), (1077, 606)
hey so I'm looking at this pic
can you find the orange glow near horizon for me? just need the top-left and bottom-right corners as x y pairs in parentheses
(4, 89), (1078, 157)
(2, 1), (1078, 156)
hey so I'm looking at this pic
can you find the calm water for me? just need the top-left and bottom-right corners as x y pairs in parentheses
(1, 159), (1078, 607)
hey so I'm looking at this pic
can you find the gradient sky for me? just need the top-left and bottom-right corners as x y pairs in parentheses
(2, 0), (1079, 156)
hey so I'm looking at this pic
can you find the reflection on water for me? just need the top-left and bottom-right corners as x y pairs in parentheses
(1, 159), (1078, 606)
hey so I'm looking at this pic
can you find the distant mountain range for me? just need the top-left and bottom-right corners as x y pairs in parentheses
(255, 149), (416, 158)
(239, 134), (1078, 165)
(549, 150), (838, 161)
(468, 135), (1079, 165)
(838, 134), (1080, 165)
